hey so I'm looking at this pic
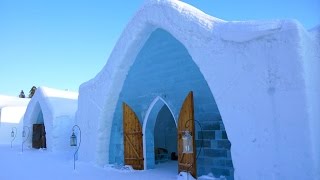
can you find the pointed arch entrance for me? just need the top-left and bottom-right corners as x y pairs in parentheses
(108, 28), (234, 178)
(142, 96), (176, 170)
(30, 103), (47, 149)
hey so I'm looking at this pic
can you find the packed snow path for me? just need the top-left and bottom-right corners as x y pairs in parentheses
(0, 145), (180, 180)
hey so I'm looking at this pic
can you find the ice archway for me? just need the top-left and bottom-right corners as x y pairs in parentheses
(76, 0), (320, 179)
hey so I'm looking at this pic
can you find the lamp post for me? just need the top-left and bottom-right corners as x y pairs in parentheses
(22, 126), (30, 152)
(70, 125), (81, 170)
(11, 127), (17, 148)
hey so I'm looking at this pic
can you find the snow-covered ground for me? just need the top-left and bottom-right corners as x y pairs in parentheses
(0, 145), (177, 180)
(0, 144), (220, 180)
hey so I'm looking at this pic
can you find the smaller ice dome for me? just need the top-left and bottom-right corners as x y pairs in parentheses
(23, 86), (78, 152)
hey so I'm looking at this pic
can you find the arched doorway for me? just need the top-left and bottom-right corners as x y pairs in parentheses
(31, 103), (46, 149)
(143, 97), (177, 170)
(109, 28), (234, 179)
(154, 105), (177, 164)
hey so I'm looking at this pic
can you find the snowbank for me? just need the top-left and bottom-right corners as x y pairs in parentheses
(0, 95), (30, 145)
(77, 0), (320, 179)
(23, 87), (78, 153)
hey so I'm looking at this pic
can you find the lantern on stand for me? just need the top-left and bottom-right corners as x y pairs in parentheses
(21, 126), (30, 152)
(70, 125), (81, 170)
(11, 127), (17, 148)
(70, 131), (77, 146)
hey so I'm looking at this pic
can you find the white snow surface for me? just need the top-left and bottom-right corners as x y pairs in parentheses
(0, 144), (222, 180)
(76, 0), (320, 179)
(23, 87), (78, 153)
(0, 95), (30, 108)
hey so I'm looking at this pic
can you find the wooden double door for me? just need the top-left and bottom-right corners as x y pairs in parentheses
(123, 91), (196, 177)
(32, 124), (47, 149)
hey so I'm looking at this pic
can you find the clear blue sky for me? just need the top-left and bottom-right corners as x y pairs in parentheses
(0, 0), (319, 96)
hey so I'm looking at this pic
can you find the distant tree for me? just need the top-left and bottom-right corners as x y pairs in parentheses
(19, 90), (25, 98)
(28, 86), (37, 98)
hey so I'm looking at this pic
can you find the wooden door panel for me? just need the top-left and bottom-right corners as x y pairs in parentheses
(178, 91), (196, 177)
(123, 103), (144, 170)
(32, 124), (46, 149)
(41, 125), (47, 148)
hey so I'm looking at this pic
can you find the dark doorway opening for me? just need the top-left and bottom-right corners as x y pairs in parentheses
(32, 124), (46, 149)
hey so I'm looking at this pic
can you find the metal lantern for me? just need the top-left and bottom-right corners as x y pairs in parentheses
(11, 127), (17, 148)
(182, 130), (193, 154)
(70, 131), (77, 146)
(70, 125), (81, 170)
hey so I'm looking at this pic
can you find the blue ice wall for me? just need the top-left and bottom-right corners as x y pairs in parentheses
(109, 29), (233, 178)
(36, 110), (44, 124)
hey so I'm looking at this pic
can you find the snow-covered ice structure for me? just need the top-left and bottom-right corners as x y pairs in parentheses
(23, 87), (78, 152)
(76, 0), (320, 179)
(0, 95), (30, 145)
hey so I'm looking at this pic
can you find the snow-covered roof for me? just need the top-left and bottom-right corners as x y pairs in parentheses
(82, 0), (313, 90)
(0, 95), (30, 109)
(34, 86), (78, 117)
